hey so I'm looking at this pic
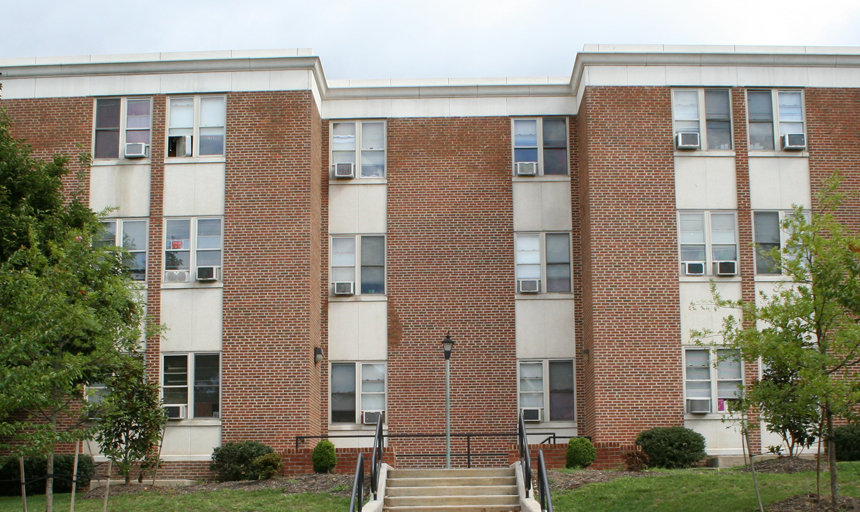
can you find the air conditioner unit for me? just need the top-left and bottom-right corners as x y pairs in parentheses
(782, 133), (806, 151)
(164, 404), (188, 420)
(675, 132), (701, 150)
(683, 261), (706, 276)
(333, 162), (355, 179)
(686, 399), (711, 414)
(714, 260), (738, 276)
(125, 142), (149, 158)
(517, 279), (540, 293)
(521, 408), (543, 423)
(361, 410), (385, 425)
(164, 270), (190, 283)
(196, 266), (221, 282)
(168, 135), (193, 157)
(515, 162), (538, 176)
(333, 281), (355, 296)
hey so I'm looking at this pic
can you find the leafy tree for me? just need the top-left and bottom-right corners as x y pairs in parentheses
(0, 99), (148, 511)
(756, 363), (819, 457)
(697, 174), (860, 505)
(94, 356), (166, 485)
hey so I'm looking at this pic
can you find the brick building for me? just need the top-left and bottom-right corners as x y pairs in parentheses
(2, 45), (857, 476)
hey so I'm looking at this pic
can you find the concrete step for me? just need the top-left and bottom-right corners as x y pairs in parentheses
(384, 507), (520, 512)
(387, 476), (517, 487)
(386, 494), (520, 507)
(387, 468), (513, 479)
(387, 484), (518, 497)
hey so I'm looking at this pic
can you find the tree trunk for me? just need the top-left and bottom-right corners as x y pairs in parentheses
(826, 406), (838, 505)
(45, 452), (53, 512)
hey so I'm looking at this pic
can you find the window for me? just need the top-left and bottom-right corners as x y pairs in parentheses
(95, 219), (148, 281)
(164, 218), (222, 283)
(747, 90), (805, 151)
(512, 118), (568, 176)
(330, 121), (386, 178)
(754, 211), (809, 275)
(684, 349), (742, 413)
(515, 233), (571, 293)
(330, 362), (386, 424)
(678, 211), (737, 276)
(162, 353), (221, 419)
(331, 235), (385, 295)
(519, 360), (575, 422)
(167, 96), (226, 157)
(94, 97), (152, 159)
(672, 89), (732, 150)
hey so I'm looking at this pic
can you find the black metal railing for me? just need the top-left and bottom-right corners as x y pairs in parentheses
(518, 413), (532, 498)
(370, 416), (383, 500)
(348, 452), (364, 512)
(537, 449), (554, 512)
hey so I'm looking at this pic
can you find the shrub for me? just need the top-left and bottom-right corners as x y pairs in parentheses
(834, 424), (860, 461)
(312, 440), (337, 473)
(210, 441), (274, 482)
(0, 455), (95, 496)
(636, 427), (706, 469)
(623, 449), (650, 472)
(565, 437), (596, 469)
(252, 452), (283, 480)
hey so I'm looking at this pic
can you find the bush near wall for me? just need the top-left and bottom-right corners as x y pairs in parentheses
(0, 455), (94, 495)
(210, 441), (275, 482)
(636, 427), (707, 469)
(834, 424), (860, 461)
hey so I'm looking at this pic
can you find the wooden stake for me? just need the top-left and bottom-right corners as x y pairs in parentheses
(70, 441), (80, 512)
(19, 457), (27, 512)
(102, 460), (112, 512)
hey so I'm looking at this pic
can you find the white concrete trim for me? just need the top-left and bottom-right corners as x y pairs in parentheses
(361, 463), (389, 512)
(513, 461), (542, 512)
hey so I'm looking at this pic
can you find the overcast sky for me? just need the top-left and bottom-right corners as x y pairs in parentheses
(2, 0), (859, 80)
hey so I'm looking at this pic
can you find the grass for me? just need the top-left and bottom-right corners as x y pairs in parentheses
(552, 462), (860, 512)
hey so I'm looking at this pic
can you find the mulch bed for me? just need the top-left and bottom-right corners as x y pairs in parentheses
(768, 493), (860, 511)
(740, 457), (821, 474)
(547, 468), (659, 490)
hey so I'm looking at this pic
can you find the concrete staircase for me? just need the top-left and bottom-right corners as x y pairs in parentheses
(383, 467), (521, 512)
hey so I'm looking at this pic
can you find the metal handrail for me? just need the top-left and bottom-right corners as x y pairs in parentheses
(348, 453), (364, 512)
(537, 449), (554, 512)
(518, 413), (532, 498)
(370, 416), (383, 500)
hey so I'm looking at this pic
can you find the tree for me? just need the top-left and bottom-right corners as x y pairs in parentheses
(698, 174), (860, 505)
(0, 99), (149, 511)
(94, 355), (166, 485)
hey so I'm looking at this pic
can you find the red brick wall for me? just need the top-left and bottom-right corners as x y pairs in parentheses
(145, 96), (166, 379)
(2, 97), (93, 204)
(222, 91), (323, 449)
(577, 86), (683, 443)
(385, 117), (516, 467)
(568, 116), (587, 429)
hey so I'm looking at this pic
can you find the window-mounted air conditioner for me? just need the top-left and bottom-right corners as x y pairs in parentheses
(686, 398), (711, 414)
(521, 408), (543, 423)
(782, 133), (806, 151)
(168, 135), (193, 157)
(125, 142), (149, 159)
(164, 404), (188, 420)
(515, 162), (538, 176)
(196, 266), (221, 282)
(334, 281), (355, 296)
(683, 261), (706, 276)
(517, 279), (540, 294)
(164, 270), (190, 283)
(675, 132), (701, 150)
(714, 260), (738, 276)
(361, 410), (385, 425)
(333, 162), (355, 179)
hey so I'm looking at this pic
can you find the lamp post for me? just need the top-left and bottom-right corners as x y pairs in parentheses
(442, 333), (455, 469)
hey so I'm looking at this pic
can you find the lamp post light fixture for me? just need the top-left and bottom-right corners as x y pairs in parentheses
(442, 332), (454, 468)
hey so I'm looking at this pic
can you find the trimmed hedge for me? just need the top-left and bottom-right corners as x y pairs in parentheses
(834, 424), (860, 462)
(566, 437), (596, 469)
(312, 440), (337, 473)
(210, 441), (275, 482)
(636, 426), (707, 469)
(252, 452), (283, 480)
(0, 455), (95, 496)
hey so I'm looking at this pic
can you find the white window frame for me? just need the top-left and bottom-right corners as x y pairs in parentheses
(329, 361), (387, 425)
(678, 211), (738, 277)
(747, 89), (806, 151)
(329, 120), (387, 179)
(163, 217), (223, 284)
(684, 348), (743, 414)
(515, 232), (572, 294)
(162, 352), (222, 420)
(97, 218), (148, 282)
(511, 117), (569, 176)
(93, 97), (153, 160)
(330, 234), (386, 296)
(672, 89), (733, 151)
(753, 210), (810, 276)
(517, 360), (576, 423)
(166, 95), (227, 158)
